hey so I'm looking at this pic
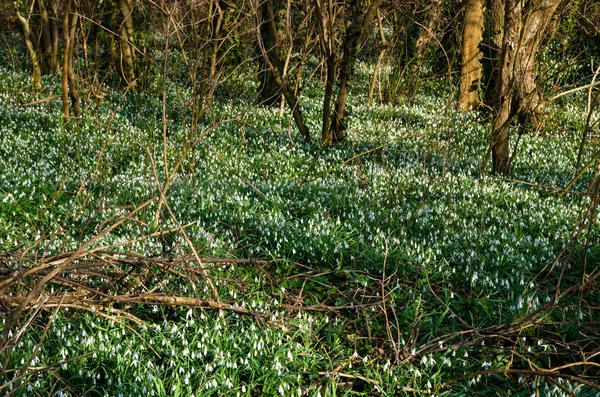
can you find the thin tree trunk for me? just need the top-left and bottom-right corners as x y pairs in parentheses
(326, 0), (381, 145)
(80, 10), (91, 92)
(255, 0), (311, 142)
(291, 21), (313, 112)
(68, 7), (80, 118)
(62, 0), (75, 121)
(118, 0), (136, 86)
(278, 40), (293, 117)
(368, 9), (387, 107)
(206, 0), (224, 109)
(458, 0), (484, 111)
(278, 0), (294, 116)
(38, 0), (54, 74)
(409, 0), (443, 94)
(188, 0), (209, 128)
(491, 0), (522, 175)
(369, 50), (386, 106)
(313, 0), (336, 142)
(119, 0), (135, 50)
(15, 9), (42, 90)
(321, 53), (335, 136)
(50, 2), (60, 74)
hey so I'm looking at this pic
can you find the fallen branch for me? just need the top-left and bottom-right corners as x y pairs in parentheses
(447, 368), (600, 391)
(15, 94), (61, 109)
(1, 293), (260, 318)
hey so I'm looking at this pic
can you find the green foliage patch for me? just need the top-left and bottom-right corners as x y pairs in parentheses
(1, 57), (599, 396)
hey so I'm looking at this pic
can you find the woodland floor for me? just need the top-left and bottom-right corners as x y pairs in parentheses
(1, 49), (600, 396)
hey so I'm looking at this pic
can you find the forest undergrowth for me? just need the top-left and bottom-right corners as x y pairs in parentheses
(1, 50), (600, 396)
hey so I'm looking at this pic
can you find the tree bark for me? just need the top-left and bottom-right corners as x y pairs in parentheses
(118, 0), (136, 86)
(206, 0), (225, 109)
(15, 8), (42, 90)
(255, 0), (311, 142)
(491, 0), (521, 175)
(62, 0), (79, 121)
(258, 0), (283, 106)
(487, 0), (504, 52)
(314, 0), (336, 142)
(458, 0), (484, 111)
(414, 0), (443, 62)
(50, 1), (60, 74)
(490, 0), (560, 174)
(38, 0), (54, 74)
(67, 6), (80, 118)
(513, 0), (560, 123)
(62, 0), (71, 121)
(324, 0), (381, 145)
(484, 0), (504, 108)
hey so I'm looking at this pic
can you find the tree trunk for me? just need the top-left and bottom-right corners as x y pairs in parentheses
(68, 7), (80, 118)
(458, 0), (484, 111)
(487, 0), (504, 54)
(490, 0), (560, 174)
(483, 0), (504, 108)
(255, 0), (311, 142)
(62, 0), (80, 121)
(314, 0), (336, 141)
(322, 53), (336, 138)
(50, 2), (60, 74)
(102, 5), (119, 75)
(513, 0), (560, 123)
(491, 0), (522, 175)
(258, 0), (283, 106)
(118, 0), (136, 86)
(206, 0), (225, 109)
(62, 0), (71, 121)
(15, 9), (42, 90)
(324, 0), (381, 145)
(368, 8), (387, 106)
(38, 0), (54, 74)
(409, 0), (443, 94)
